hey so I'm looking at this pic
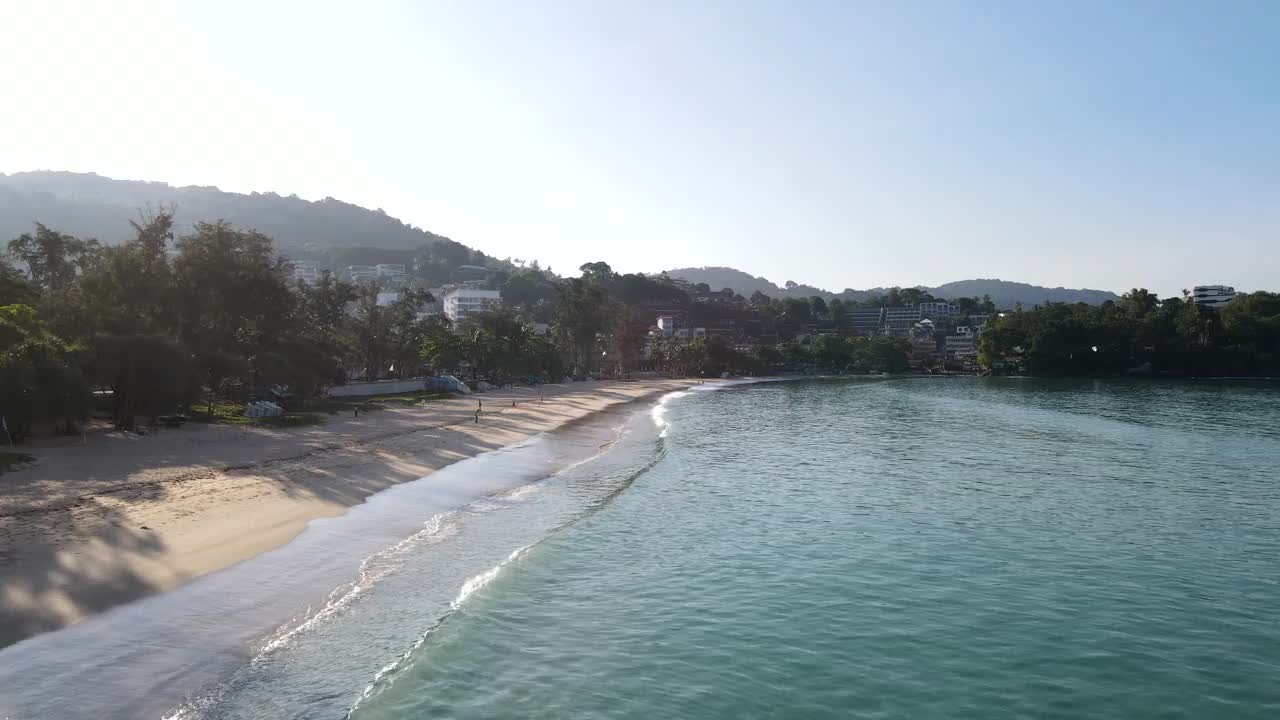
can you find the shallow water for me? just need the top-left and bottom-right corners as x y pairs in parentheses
(350, 378), (1280, 719)
(5, 378), (1280, 718)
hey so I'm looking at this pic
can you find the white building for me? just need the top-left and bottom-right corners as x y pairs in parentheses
(1193, 285), (1236, 310)
(918, 302), (960, 320)
(376, 263), (407, 278)
(444, 287), (501, 323)
(376, 292), (400, 307)
(655, 315), (676, 337)
(945, 333), (978, 357)
(289, 260), (322, 285)
(347, 265), (379, 282)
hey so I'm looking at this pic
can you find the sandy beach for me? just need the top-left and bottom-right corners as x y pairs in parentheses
(0, 379), (695, 648)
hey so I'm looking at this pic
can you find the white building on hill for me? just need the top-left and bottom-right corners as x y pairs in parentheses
(1193, 285), (1236, 310)
(444, 287), (501, 323)
(289, 260), (321, 285)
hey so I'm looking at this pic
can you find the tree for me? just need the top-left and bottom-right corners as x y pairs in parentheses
(554, 278), (610, 377)
(296, 271), (359, 341)
(814, 334), (851, 370)
(0, 257), (37, 306)
(195, 349), (249, 416)
(810, 296), (829, 322)
(850, 335), (911, 372)
(172, 222), (295, 360)
(501, 268), (558, 308)
(6, 224), (100, 292)
(90, 333), (196, 429)
(420, 321), (464, 374)
(77, 212), (177, 337)
(1121, 288), (1159, 319)
(460, 307), (533, 383)
(782, 298), (811, 327)
(828, 298), (847, 330)
(348, 286), (436, 380)
(899, 288), (935, 306)
(578, 261), (616, 286)
(0, 304), (91, 440)
(607, 306), (652, 375)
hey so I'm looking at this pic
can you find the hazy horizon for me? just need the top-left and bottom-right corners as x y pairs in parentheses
(4, 1), (1277, 298)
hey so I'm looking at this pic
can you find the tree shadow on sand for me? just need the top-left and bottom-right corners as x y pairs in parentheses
(0, 498), (168, 648)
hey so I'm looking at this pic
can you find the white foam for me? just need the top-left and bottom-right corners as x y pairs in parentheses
(346, 543), (534, 716)
(651, 390), (692, 437)
(255, 510), (460, 657)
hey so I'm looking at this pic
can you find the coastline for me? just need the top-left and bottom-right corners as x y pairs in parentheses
(0, 379), (697, 648)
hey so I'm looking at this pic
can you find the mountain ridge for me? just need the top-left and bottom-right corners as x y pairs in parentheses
(664, 266), (1121, 310)
(1, 172), (1122, 309)
(0, 170), (448, 254)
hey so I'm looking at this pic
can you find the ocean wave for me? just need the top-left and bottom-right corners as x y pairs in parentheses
(651, 389), (693, 437)
(345, 543), (534, 717)
(161, 511), (463, 720)
(257, 510), (462, 657)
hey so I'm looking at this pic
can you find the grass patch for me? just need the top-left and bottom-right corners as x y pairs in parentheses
(254, 413), (325, 428)
(0, 451), (36, 473)
(313, 390), (451, 414)
(191, 390), (451, 426)
(192, 402), (325, 428)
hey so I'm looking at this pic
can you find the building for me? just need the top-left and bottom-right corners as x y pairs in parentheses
(884, 305), (921, 327)
(909, 335), (939, 357)
(655, 315), (676, 337)
(882, 306), (921, 337)
(1193, 285), (1236, 310)
(945, 333), (978, 357)
(847, 307), (885, 335)
(443, 287), (501, 323)
(376, 291), (400, 307)
(918, 302), (960, 320)
(453, 264), (493, 282)
(288, 260), (322, 285)
(347, 265), (379, 282)
(375, 263), (408, 279)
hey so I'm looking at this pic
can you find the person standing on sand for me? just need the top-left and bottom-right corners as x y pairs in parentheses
(354, 407), (359, 418)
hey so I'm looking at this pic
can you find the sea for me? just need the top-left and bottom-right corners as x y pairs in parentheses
(1, 377), (1279, 719)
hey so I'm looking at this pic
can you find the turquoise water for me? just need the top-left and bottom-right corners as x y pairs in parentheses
(350, 379), (1280, 719)
(10, 378), (1275, 719)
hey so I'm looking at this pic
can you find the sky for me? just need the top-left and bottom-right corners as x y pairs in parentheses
(2, 0), (1277, 297)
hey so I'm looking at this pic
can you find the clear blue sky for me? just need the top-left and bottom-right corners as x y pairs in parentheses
(4, 1), (1277, 297)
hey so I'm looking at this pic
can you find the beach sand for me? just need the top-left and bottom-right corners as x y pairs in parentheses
(0, 379), (694, 647)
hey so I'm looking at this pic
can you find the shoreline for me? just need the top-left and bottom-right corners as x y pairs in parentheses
(0, 379), (697, 648)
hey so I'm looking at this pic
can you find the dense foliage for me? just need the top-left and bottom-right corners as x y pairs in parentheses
(3, 207), (1272, 444)
(980, 289), (1280, 377)
(0, 220), (814, 441)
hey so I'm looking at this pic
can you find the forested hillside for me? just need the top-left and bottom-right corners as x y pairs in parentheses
(0, 171), (448, 254)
